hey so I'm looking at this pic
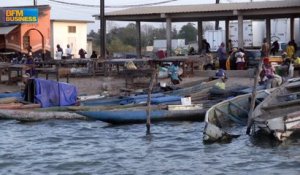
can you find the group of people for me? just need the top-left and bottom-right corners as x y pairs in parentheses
(270, 39), (298, 58)
(259, 38), (299, 88)
(217, 40), (246, 71)
(56, 44), (93, 60)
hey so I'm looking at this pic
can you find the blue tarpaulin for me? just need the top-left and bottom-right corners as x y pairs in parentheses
(32, 78), (77, 108)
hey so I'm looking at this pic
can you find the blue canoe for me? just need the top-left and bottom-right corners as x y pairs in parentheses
(0, 92), (22, 99)
(81, 93), (182, 106)
(78, 109), (206, 124)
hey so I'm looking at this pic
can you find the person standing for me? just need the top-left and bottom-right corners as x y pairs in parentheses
(227, 39), (233, 54)
(78, 48), (87, 59)
(90, 51), (98, 59)
(235, 48), (245, 70)
(261, 38), (270, 58)
(55, 44), (63, 60)
(270, 40), (279, 56)
(217, 42), (227, 70)
(65, 44), (72, 59)
(202, 39), (211, 53)
(291, 39), (298, 53)
(27, 45), (33, 57)
(286, 41), (296, 59)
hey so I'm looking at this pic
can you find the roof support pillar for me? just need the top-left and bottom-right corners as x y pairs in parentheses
(136, 21), (142, 59)
(225, 19), (230, 50)
(238, 14), (243, 49)
(215, 0), (220, 30)
(166, 17), (172, 57)
(100, 0), (106, 58)
(197, 20), (203, 54)
(290, 17), (295, 40)
(266, 18), (271, 47)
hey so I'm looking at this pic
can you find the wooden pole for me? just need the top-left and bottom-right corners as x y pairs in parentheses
(100, 0), (106, 58)
(146, 69), (157, 134)
(246, 56), (264, 135)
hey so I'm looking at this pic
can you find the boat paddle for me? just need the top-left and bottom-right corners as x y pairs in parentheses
(246, 56), (264, 135)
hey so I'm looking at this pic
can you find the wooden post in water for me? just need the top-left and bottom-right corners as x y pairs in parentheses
(146, 69), (157, 134)
(246, 56), (264, 134)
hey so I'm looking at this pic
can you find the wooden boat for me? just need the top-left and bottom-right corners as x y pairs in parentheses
(81, 79), (218, 106)
(251, 78), (300, 141)
(77, 104), (206, 124)
(0, 109), (87, 122)
(0, 92), (22, 99)
(203, 90), (271, 143)
(165, 79), (218, 96)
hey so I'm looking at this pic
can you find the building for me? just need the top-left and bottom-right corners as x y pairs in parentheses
(0, 5), (51, 58)
(51, 19), (93, 58)
(0, 5), (93, 60)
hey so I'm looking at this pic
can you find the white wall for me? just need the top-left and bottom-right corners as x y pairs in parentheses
(51, 21), (88, 58)
(153, 39), (186, 51)
(204, 30), (225, 51)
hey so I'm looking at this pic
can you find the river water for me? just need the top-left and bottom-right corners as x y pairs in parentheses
(1, 120), (300, 175)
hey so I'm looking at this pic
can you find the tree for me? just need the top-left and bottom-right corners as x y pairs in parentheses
(107, 37), (135, 53)
(178, 23), (197, 44)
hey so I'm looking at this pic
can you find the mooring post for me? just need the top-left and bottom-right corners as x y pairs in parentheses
(146, 69), (157, 134)
(246, 56), (264, 134)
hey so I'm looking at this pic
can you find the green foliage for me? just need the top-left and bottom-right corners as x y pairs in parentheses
(107, 37), (135, 53)
(178, 23), (197, 44)
(88, 22), (198, 54)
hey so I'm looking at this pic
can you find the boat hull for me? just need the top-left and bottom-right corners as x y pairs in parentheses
(253, 78), (300, 141)
(203, 90), (271, 143)
(78, 109), (206, 124)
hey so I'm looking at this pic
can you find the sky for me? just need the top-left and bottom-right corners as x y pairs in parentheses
(0, 0), (278, 32)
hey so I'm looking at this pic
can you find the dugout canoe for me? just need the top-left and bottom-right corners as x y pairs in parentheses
(203, 89), (272, 143)
(0, 109), (87, 122)
(252, 78), (300, 141)
(77, 104), (206, 124)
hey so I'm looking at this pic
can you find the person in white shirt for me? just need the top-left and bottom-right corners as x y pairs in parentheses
(235, 48), (245, 70)
(55, 44), (63, 60)
(65, 44), (72, 59)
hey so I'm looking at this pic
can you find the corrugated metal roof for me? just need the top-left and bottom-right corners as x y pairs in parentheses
(106, 0), (300, 16)
(0, 25), (18, 35)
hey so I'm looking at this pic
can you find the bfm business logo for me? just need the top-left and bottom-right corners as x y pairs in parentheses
(4, 8), (38, 23)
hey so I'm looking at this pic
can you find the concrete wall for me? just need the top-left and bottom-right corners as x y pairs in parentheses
(51, 21), (88, 59)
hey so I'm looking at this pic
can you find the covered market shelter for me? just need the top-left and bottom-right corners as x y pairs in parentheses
(96, 0), (300, 58)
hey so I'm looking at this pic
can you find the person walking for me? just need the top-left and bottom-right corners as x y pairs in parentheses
(217, 42), (227, 70)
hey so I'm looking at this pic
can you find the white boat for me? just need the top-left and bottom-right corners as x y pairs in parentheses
(252, 78), (300, 141)
(203, 90), (271, 143)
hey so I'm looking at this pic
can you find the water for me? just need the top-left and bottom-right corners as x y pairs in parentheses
(1, 120), (300, 175)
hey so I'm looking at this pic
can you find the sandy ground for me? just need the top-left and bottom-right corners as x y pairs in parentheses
(0, 72), (255, 96)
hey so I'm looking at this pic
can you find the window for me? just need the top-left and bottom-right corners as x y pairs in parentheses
(68, 26), (76, 33)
